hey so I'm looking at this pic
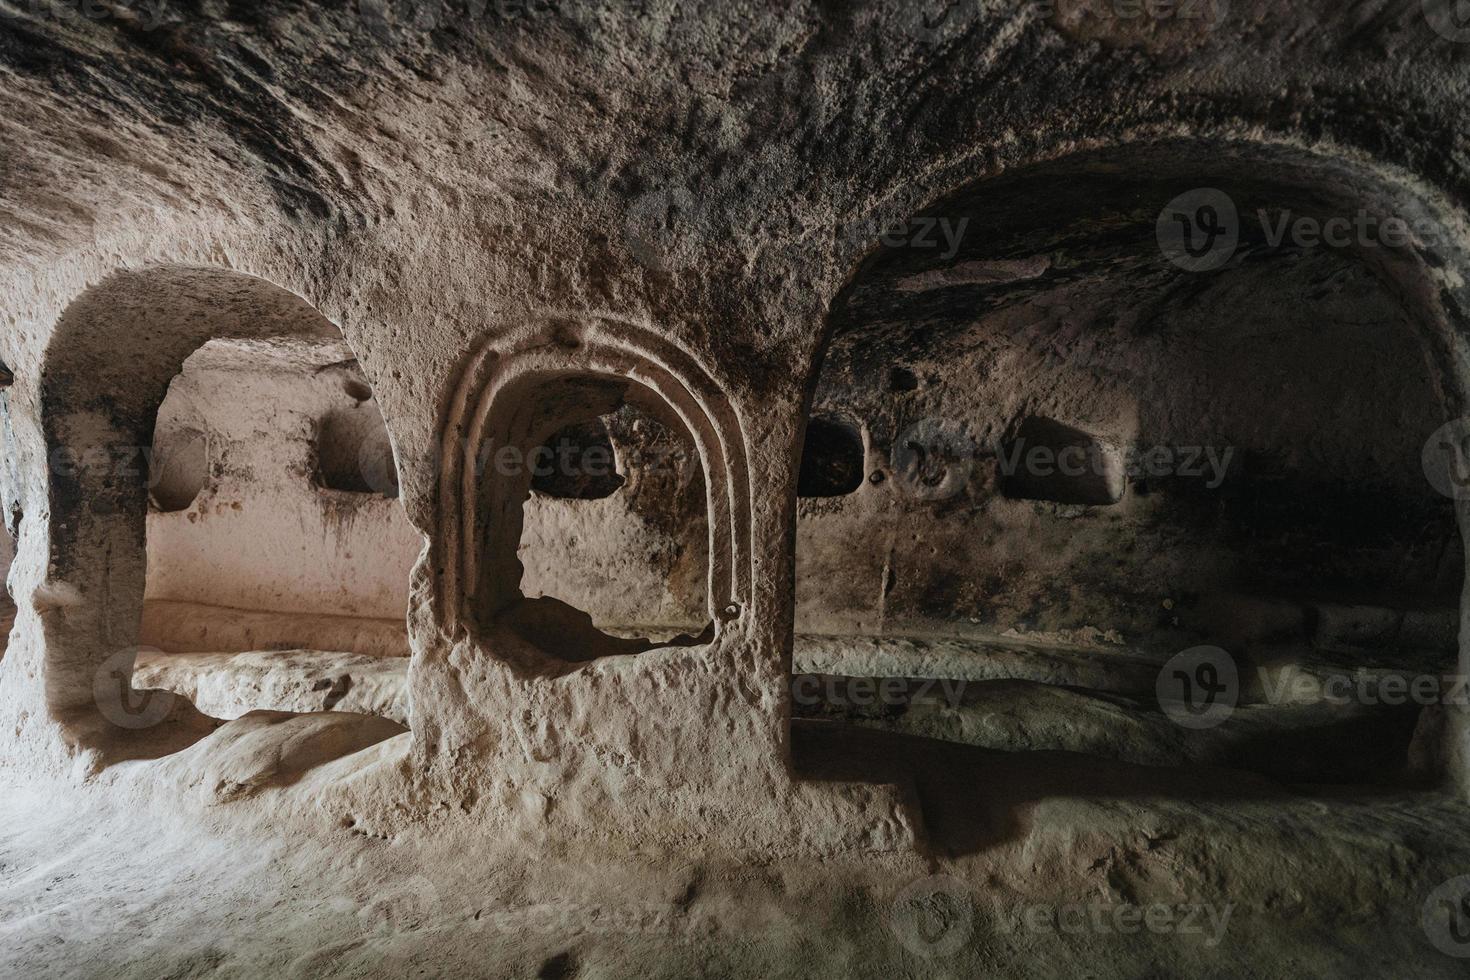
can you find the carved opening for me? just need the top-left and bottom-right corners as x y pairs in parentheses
(314, 394), (399, 498)
(798, 417), (865, 498)
(136, 341), (417, 726)
(0, 510), (13, 650)
(795, 148), (1463, 792)
(529, 417), (625, 500)
(998, 416), (1124, 507)
(148, 425), (210, 513)
(476, 374), (714, 667)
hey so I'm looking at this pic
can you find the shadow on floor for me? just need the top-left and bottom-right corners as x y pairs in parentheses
(791, 719), (1430, 858)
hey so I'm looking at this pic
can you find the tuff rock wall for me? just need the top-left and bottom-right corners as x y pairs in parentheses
(2, 0), (1470, 848)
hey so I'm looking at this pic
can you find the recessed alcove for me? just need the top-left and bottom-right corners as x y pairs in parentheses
(147, 425), (209, 513)
(793, 147), (1464, 790)
(9, 10), (1470, 976)
(473, 373), (715, 667)
(314, 398), (400, 498)
(36, 270), (420, 746)
(798, 416), (865, 498)
(528, 417), (624, 500)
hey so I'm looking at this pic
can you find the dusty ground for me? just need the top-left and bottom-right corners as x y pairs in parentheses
(5, 5), (1470, 978)
(3, 722), (1470, 979)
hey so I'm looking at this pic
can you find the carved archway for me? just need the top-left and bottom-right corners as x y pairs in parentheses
(434, 317), (753, 668)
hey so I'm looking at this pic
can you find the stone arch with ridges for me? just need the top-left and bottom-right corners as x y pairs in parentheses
(35, 265), (374, 741)
(435, 315), (752, 641)
(811, 132), (1470, 792)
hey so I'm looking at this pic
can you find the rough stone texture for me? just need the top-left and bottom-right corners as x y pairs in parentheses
(517, 401), (712, 632)
(129, 647), (1428, 785)
(0, 526), (14, 627)
(4, 1), (1470, 975)
(141, 338), (421, 647)
(801, 155), (1464, 651)
(4, 764), (1469, 978)
(140, 598), (413, 659)
(132, 648), (413, 722)
(797, 674), (1428, 783)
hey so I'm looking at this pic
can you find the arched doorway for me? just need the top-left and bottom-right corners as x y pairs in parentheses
(795, 141), (1470, 789)
(39, 266), (417, 754)
(433, 323), (750, 672)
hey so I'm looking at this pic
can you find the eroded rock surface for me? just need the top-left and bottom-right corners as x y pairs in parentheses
(2, 1), (1470, 976)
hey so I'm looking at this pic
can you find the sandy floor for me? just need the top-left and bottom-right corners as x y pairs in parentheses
(4, 722), (1470, 978)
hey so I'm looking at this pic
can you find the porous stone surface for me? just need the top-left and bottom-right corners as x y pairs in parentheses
(140, 338), (422, 651)
(804, 176), (1463, 649)
(132, 648), (413, 723)
(3, 1), (1470, 976)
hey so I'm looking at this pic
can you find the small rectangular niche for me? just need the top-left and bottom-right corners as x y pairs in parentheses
(999, 416), (1124, 506)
